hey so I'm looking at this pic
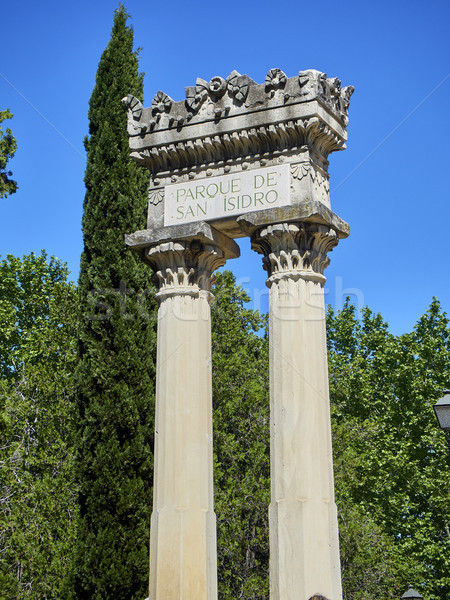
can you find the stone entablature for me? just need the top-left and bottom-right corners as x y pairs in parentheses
(122, 69), (353, 237)
(123, 71), (354, 242)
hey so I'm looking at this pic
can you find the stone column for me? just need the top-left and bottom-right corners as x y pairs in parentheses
(144, 237), (238, 600)
(251, 222), (342, 600)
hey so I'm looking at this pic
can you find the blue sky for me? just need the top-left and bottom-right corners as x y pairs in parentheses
(2, 0), (449, 335)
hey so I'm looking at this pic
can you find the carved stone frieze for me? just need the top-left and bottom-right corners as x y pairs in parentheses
(251, 222), (338, 285)
(125, 69), (354, 176)
(313, 169), (330, 205)
(299, 69), (354, 126)
(144, 239), (228, 296)
(129, 118), (345, 175)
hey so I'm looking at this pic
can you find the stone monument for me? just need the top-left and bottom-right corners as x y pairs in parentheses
(123, 67), (353, 600)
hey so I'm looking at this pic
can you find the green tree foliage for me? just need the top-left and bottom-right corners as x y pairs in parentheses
(72, 6), (156, 599)
(328, 299), (450, 600)
(0, 252), (78, 598)
(211, 271), (270, 599)
(1, 247), (448, 599)
(0, 109), (18, 199)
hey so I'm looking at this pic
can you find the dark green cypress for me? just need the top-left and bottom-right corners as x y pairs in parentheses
(72, 6), (156, 599)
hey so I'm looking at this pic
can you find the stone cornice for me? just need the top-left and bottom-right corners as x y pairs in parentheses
(125, 221), (240, 257)
(123, 69), (353, 174)
(237, 201), (349, 240)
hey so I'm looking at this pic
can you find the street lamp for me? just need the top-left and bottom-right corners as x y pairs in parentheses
(433, 389), (450, 458)
(401, 585), (423, 599)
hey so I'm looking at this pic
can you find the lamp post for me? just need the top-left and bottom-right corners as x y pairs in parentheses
(433, 389), (450, 460)
(401, 586), (423, 599)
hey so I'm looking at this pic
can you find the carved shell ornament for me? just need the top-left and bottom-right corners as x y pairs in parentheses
(152, 91), (173, 114)
(291, 163), (312, 182)
(148, 188), (164, 206)
(265, 68), (287, 91)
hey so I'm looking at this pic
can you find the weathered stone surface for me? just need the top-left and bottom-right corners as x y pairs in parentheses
(148, 235), (239, 600)
(251, 222), (342, 600)
(237, 201), (350, 240)
(122, 69), (353, 174)
(125, 220), (240, 259)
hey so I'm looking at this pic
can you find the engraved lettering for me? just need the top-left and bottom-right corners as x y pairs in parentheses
(254, 191), (265, 205)
(206, 183), (218, 198)
(254, 174), (264, 189)
(266, 189), (278, 203)
(164, 164), (290, 226)
(267, 172), (277, 186)
(196, 185), (205, 199)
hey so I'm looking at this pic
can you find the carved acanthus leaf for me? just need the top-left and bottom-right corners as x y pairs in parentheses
(251, 222), (338, 283)
(144, 240), (228, 294)
(136, 117), (345, 174)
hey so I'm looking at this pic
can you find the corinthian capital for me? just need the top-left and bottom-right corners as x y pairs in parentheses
(144, 239), (230, 298)
(125, 222), (240, 299)
(251, 222), (338, 285)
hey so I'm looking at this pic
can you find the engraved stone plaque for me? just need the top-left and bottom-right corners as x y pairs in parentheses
(164, 164), (290, 227)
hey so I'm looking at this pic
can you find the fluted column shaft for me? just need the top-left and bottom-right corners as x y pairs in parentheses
(252, 223), (342, 600)
(145, 239), (236, 600)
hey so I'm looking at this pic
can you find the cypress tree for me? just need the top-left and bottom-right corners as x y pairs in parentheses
(72, 6), (156, 599)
